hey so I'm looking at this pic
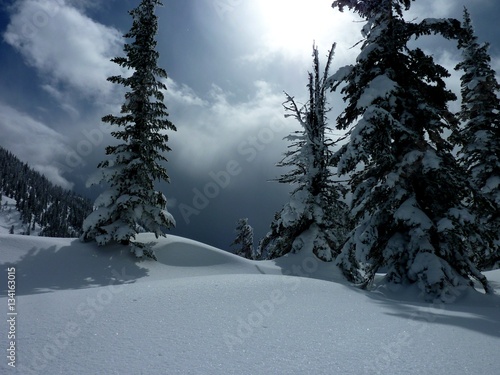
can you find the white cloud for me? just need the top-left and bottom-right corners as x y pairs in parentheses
(4, 0), (124, 102)
(165, 78), (208, 108)
(0, 102), (73, 189)
(32, 164), (74, 190)
(433, 50), (462, 112)
(492, 56), (500, 78)
(407, 0), (456, 19)
(164, 79), (297, 174)
(40, 84), (80, 118)
(241, 0), (361, 69)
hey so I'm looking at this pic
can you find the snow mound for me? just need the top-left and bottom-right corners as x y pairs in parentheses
(145, 233), (282, 279)
(0, 233), (281, 296)
(153, 235), (257, 267)
(1, 233), (499, 375)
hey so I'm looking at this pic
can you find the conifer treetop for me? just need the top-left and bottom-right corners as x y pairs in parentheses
(332, 0), (414, 19)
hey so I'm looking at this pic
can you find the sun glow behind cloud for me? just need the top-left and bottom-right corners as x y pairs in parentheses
(252, 0), (361, 61)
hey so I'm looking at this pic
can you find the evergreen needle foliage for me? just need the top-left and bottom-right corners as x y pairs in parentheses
(0, 146), (93, 237)
(231, 218), (257, 260)
(81, 0), (176, 257)
(259, 44), (348, 262)
(454, 8), (500, 270)
(331, 0), (493, 301)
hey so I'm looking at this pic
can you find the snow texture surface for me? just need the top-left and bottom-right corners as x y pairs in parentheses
(0, 233), (499, 375)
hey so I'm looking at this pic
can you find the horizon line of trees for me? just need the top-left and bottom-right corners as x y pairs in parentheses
(0, 146), (93, 237)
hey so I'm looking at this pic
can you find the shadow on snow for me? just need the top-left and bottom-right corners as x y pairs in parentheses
(1, 240), (149, 296)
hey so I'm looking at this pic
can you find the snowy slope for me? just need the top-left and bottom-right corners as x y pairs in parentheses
(0, 196), (41, 236)
(0, 233), (499, 375)
(0, 196), (22, 235)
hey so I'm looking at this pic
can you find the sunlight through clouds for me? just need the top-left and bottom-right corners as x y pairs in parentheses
(246, 0), (361, 65)
(165, 79), (294, 174)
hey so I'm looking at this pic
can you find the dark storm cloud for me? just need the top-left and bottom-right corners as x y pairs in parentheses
(0, 0), (499, 248)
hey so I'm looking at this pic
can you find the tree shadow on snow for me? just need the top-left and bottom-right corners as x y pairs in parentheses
(363, 285), (500, 339)
(1, 240), (149, 296)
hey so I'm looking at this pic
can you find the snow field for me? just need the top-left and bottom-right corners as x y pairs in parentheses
(0, 233), (499, 374)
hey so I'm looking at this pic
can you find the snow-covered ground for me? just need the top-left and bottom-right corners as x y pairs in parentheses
(0, 196), (22, 235)
(0, 233), (499, 375)
(0, 196), (41, 236)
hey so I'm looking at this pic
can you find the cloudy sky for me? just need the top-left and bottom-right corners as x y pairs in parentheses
(0, 0), (499, 250)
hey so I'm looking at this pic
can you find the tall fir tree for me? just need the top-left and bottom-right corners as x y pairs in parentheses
(231, 218), (257, 260)
(82, 0), (176, 256)
(330, 0), (492, 301)
(454, 8), (500, 270)
(259, 44), (348, 262)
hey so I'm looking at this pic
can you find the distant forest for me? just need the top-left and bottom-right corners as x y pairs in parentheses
(0, 146), (93, 237)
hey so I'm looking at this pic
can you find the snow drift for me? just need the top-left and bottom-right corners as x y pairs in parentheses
(0, 233), (499, 375)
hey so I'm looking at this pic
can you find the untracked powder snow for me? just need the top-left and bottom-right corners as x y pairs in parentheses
(0, 233), (499, 375)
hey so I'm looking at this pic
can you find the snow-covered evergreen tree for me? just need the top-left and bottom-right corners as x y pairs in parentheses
(81, 0), (176, 257)
(259, 44), (348, 262)
(231, 218), (257, 259)
(454, 8), (500, 270)
(330, 0), (492, 301)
